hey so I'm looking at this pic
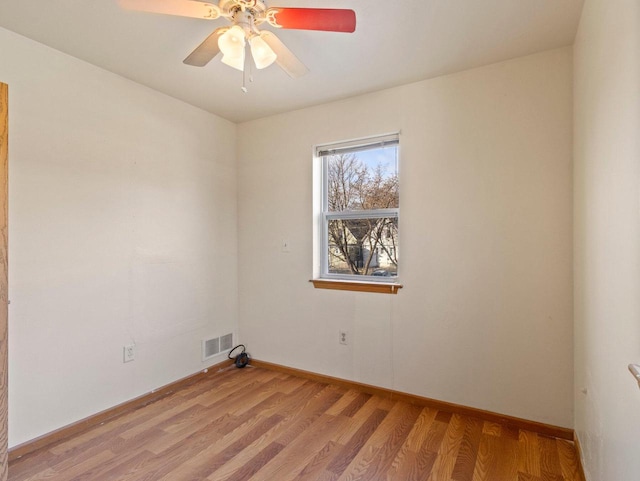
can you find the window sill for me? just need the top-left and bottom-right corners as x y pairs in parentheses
(310, 279), (403, 294)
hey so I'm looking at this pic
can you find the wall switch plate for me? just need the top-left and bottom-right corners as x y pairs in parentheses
(281, 239), (290, 253)
(123, 344), (135, 363)
(339, 330), (348, 345)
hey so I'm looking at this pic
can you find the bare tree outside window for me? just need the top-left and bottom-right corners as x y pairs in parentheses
(324, 143), (399, 277)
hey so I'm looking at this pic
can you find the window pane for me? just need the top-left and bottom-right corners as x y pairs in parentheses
(326, 145), (398, 212)
(327, 217), (398, 277)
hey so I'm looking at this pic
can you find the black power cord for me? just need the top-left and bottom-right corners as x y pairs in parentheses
(228, 344), (250, 368)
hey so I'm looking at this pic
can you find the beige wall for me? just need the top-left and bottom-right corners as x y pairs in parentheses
(238, 48), (574, 427)
(573, 0), (640, 479)
(0, 28), (239, 447)
(0, 22), (579, 449)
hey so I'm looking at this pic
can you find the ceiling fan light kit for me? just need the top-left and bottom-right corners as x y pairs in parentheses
(249, 35), (277, 69)
(218, 24), (246, 70)
(220, 49), (245, 71)
(118, 0), (356, 82)
(217, 11), (277, 71)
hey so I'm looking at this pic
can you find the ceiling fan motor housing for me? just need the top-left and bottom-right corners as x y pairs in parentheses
(220, 0), (267, 18)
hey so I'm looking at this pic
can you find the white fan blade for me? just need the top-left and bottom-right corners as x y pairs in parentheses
(183, 27), (229, 66)
(117, 0), (220, 19)
(259, 31), (309, 78)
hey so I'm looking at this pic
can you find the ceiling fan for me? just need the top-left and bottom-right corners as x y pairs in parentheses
(117, 0), (356, 78)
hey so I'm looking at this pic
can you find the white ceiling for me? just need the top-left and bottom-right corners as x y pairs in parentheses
(0, 0), (584, 123)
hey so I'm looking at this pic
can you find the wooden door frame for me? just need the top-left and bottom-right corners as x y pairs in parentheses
(0, 82), (8, 481)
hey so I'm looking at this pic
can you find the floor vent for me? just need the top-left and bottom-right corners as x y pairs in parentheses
(220, 333), (233, 352)
(202, 333), (233, 361)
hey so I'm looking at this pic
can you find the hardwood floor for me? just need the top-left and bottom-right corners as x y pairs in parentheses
(9, 366), (584, 481)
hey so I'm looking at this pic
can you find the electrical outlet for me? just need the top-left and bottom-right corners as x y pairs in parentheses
(339, 330), (348, 345)
(123, 344), (135, 363)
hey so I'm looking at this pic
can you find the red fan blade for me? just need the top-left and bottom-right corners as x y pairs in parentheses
(265, 8), (356, 33)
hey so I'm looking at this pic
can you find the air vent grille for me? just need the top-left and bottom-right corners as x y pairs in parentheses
(203, 338), (220, 360)
(220, 333), (233, 352)
(202, 333), (234, 361)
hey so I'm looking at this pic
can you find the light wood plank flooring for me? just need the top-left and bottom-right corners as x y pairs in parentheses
(9, 366), (584, 481)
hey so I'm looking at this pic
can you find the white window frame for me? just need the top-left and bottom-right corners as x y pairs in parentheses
(315, 133), (400, 283)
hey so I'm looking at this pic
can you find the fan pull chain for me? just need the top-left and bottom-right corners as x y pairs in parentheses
(241, 46), (248, 93)
(249, 52), (254, 84)
(241, 42), (254, 93)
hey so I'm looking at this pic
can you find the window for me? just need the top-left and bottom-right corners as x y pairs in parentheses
(315, 133), (399, 286)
